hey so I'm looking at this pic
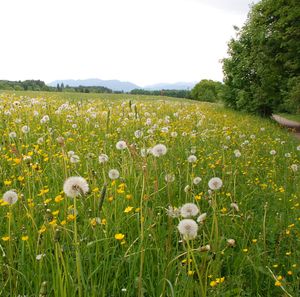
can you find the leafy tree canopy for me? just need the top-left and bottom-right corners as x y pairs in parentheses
(222, 0), (300, 116)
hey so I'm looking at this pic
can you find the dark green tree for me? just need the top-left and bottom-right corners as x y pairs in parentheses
(223, 0), (300, 116)
(191, 80), (225, 102)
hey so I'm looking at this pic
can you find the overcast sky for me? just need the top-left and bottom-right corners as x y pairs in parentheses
(0, 0), (259, 86)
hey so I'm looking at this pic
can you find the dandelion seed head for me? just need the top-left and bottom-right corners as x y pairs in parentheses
(63, 176), (89, 198)
(177, 219), (198, 240)
(3, 190), (18, 205)
(208, 177), (223, 190)
(180, 203), (199, 218)
(151, 144), (167, 157)
(108, 169), (120, 180)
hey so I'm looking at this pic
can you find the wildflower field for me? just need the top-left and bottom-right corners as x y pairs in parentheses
(0, 91), (299, 297)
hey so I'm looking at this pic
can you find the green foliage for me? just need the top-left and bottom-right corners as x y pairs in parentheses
(191, 79), (225, 102)
(130, 89), (192, 99)
(0, 80), (53, 91)
(223, 0), (300, 116)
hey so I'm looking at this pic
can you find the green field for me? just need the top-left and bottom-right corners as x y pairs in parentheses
(0, 92), (299, 296)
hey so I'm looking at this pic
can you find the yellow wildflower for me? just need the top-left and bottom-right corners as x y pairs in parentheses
(115, 233), (125, 240)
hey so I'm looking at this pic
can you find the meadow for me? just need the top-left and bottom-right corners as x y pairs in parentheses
(0, 91), (299, 297)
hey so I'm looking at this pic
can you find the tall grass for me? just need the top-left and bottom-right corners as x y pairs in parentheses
(0, 92), (299, 296)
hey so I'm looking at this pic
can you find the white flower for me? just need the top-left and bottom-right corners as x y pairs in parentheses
(177, 219), (198, 240)
(70, 155), (80, 163)
(63, 176), (89, 198)
(199, 244), (211, 252)
(190, 147), (196, 154)
(9, 132), (17, 138)
(116, 140), (127, 150)
(171, 131), (178, 138)
(134, 130), (143, 138)
(297, 145), (300, 151)
(37, 137), (44, 144)
(234, 149), (241, 158)
(67, 151), (75, 157)
(56, 136), (64, 145)
(161, 127), (169, 133)
(180, 203), (199, 218)
(184, 185), (190, 193)
(196, 213), (207, 223)
(108, 169), (120, 180)
(3, 190), (18, 205)
(193, 177), (202, 185)
(291, 164), (298, 172)
(230, 202), (239, 212)
(72, 124), (77, 129)
(98, 154), (109, 164)
(187, 155), (197, 163)
(36, 253), (46, 261)
(270, 150), (276, 155)
(284, 153), (291, 158)
(166, 206), (180, 218)
(260, 127), (265, 131)
(227, 239), (236, 247)
(151, 144), (167, 157)
(208, 177), (223, 190)
(165, 173), (175, 183)
(40, 115), (50, 124)
(21, 125), (30, 133)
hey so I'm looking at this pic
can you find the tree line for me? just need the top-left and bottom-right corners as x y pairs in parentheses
(222, 0), (300, 116)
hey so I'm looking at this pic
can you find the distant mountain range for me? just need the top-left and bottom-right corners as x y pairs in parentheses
(48, 79), (196, 92)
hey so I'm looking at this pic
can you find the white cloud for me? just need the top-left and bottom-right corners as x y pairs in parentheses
(0, 0), (257, 86)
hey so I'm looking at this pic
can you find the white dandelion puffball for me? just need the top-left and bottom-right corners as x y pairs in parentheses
(184, 185), (190, 193)
(67, 151), (75, 157)
(151, 144), (167, 157)
(234, 149), (241, 158)
(21, 125), (30, 133)
(108, 169), (120, 180)
(165, 173), (175, 183)
(98, 154), (109, 164)
(230, 202), (239, 212)
(166, 206), (180, 218)
(193, 177), (202, 185)
(134, 130), (143, 138)
(297, 145), (300, 151)
(116, 140), (127, 150)
(177, 219), (198, 240)
(197, 213), (207, 223)
(3, 190), (18, 205)
(270, 150), (276, 155)
(70, 155), (80, 163)
(291, 164), (298, 172)
(63, 176), (89, 198)
(180, 203), (199, 218)
(9, 131), (17, 138)
(37, 137), (44, 144)
(40, 115), (50, 124)
(187, 155), (197, 163)
(208, 177), (223, 190)
(227, 239), (236, 247)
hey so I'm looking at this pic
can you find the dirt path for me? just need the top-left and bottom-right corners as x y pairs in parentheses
(272, 114), (300, 140)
